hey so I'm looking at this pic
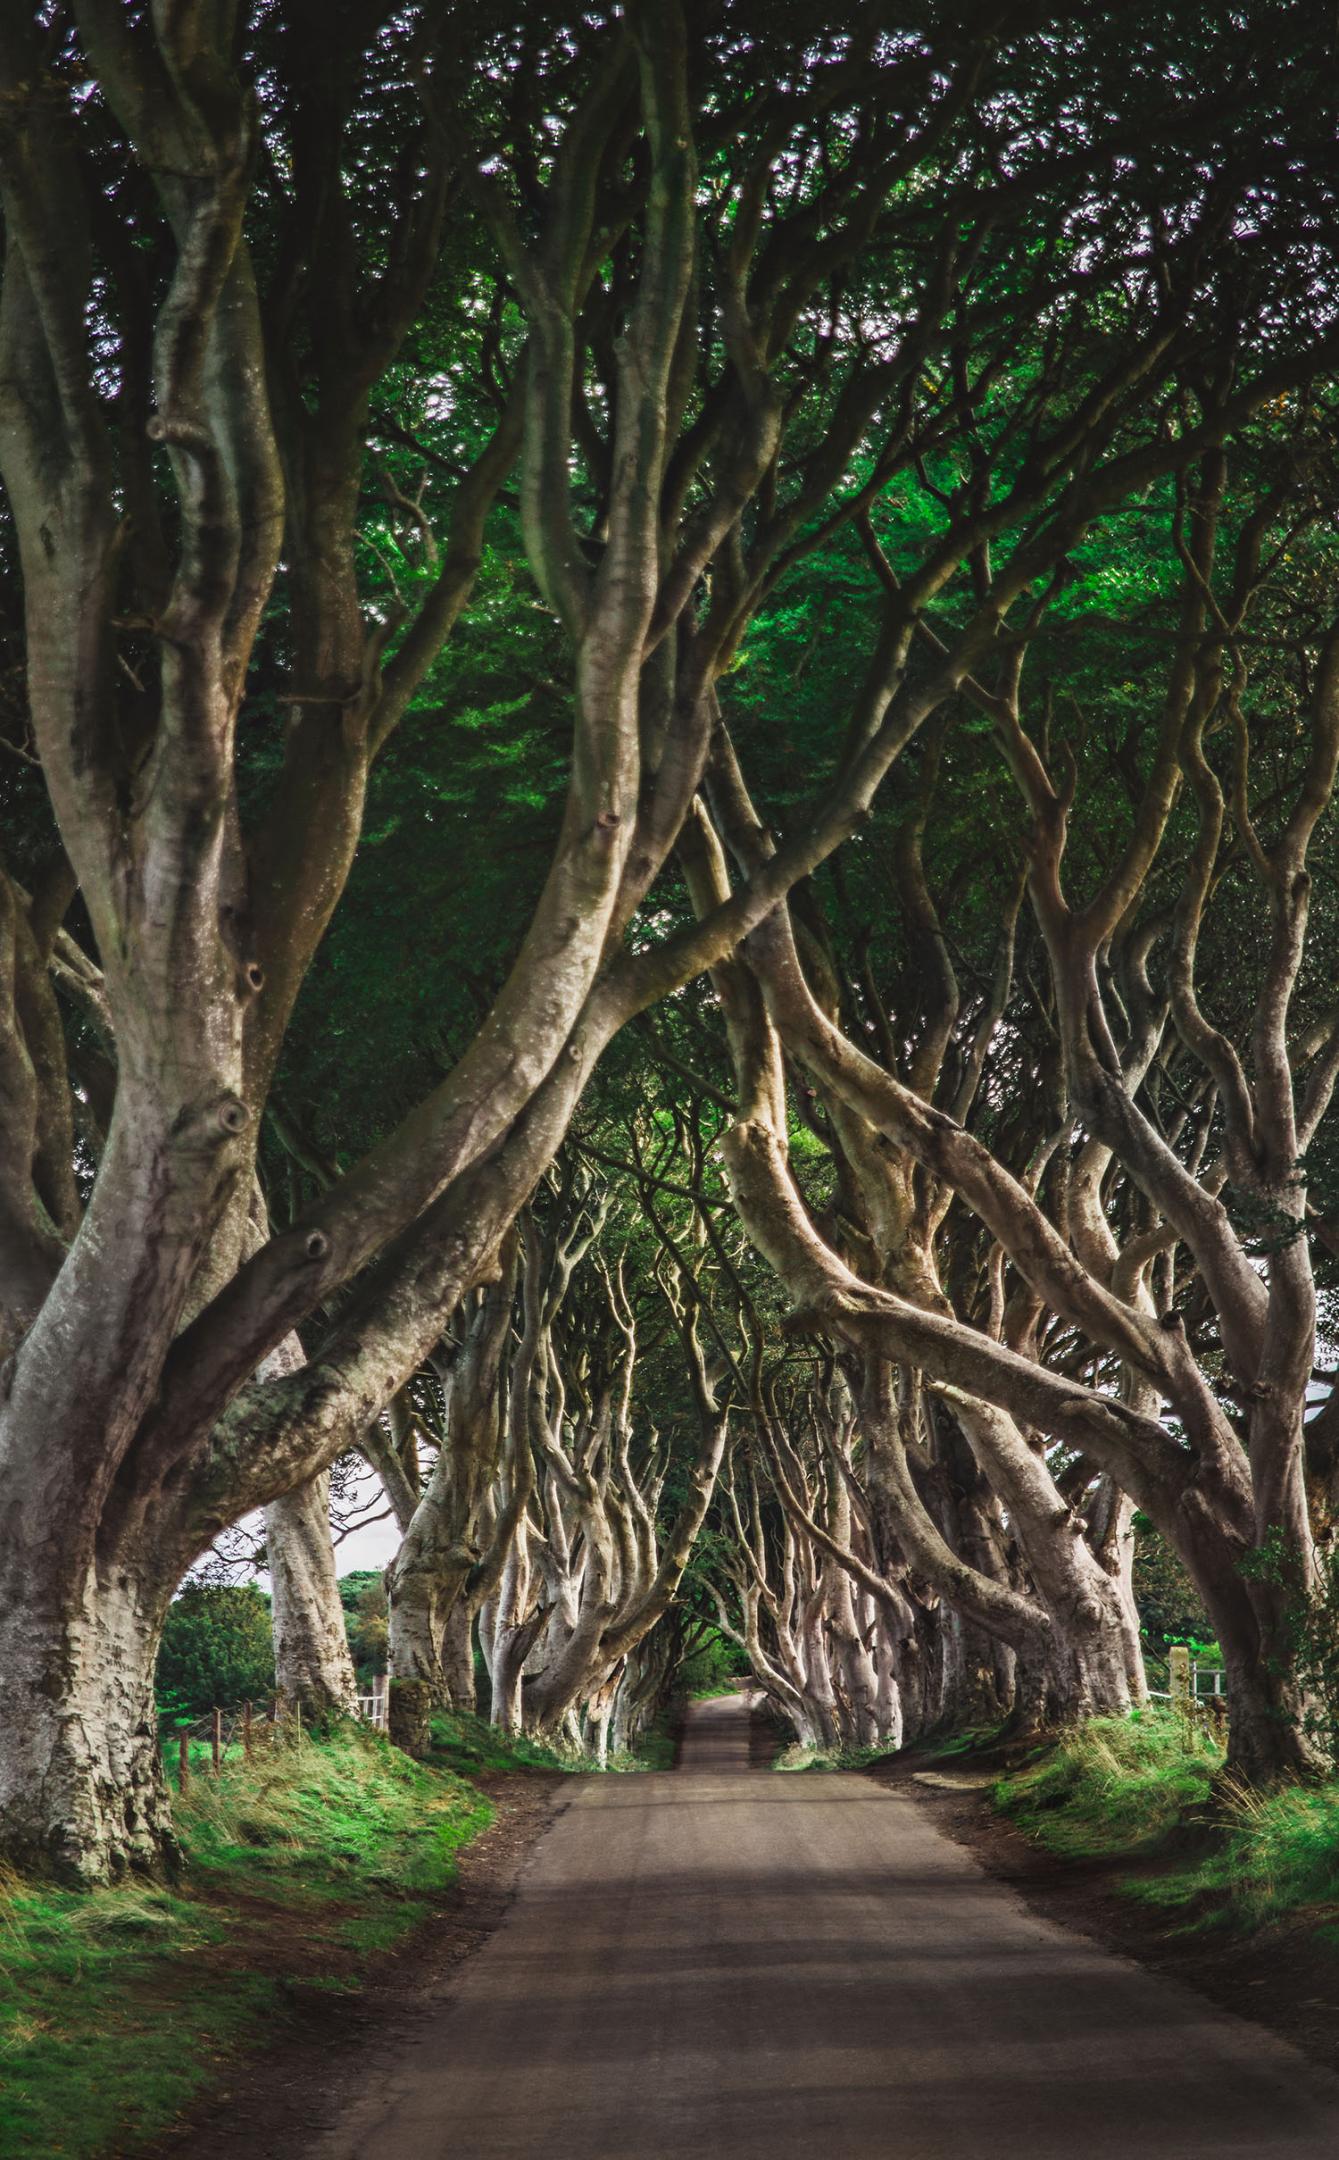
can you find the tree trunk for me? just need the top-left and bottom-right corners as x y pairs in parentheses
(265, 1474), (357, 1719)
(921, 1415), (1020, 1732)
(1219, 1650), (1319, 1783)
(0, 1545), (178, 1885)
(1088, 1478), (1148, 1704)
(1017, 1617), (1138, 1731)
(441, 1601), (477, 1713)
(483, 1520), (542, 1734)
(1156, 1498), (1323, 1781)
(385, 1516), (475, 1717)
(388, 1678), (434, 1759)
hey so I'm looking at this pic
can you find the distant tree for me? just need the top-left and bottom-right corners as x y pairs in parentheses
(677, 1630), (750, 1698)
(155, 1585), (275, 1723)
(337, 1571), (389, 1683)
(1131, 1520), (1214, 1664)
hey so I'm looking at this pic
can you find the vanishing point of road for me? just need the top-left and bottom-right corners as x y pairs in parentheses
(316, 1695), (1339, 2159)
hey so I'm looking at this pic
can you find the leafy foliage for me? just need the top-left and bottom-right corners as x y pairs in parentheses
(337, 1570), (389, 1685)
(155, 1586), (276, 1724)
(677, 1630), (750, 1698)
(1132, 1518), (1214, 1664)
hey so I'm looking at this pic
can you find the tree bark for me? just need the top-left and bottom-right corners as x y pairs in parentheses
(266, 1473), (358, 1719)
(0, 1531), (178, 1885)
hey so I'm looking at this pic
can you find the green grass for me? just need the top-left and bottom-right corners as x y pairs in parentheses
(1132, 1780), (1339, 1932)
(428, 1706), (587, 1778)
(0, 1725), (490, 2159)
(992, 1706), (1223, 1859)
(774, 1737), (895, 1773)
(2, 1700), (681, 2155)
(429, 1705), (676, 1776)
(992, 1705), (1339, 1938)
(931, 1722), (1012, 1759)
(623, 1721), (677, 1770)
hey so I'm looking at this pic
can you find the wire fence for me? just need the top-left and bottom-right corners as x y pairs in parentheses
(160, 1674), (390, 1788)
(160, 1699), (289, 1788)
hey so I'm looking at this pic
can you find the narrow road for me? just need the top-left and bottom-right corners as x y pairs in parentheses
(318, 1696), (1339, 2159)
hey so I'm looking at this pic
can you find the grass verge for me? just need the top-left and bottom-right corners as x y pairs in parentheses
(0, 1725), (489, 2159)
(1132, 1779), (1339, 1931)
(992, 1705), (1339, 1936)
(774, 1738), (894, 1772)
(429, 1704), (677, 1776)
(993, 1706), (1223, 1858)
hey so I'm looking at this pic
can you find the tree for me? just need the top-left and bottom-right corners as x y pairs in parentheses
(155, 1583), (275, 1722)
(338, 1571), (389, 1686)
(3, 0), (1335, 1882)
(704, 415), (1339, 1777)
(379, 1157), (730, 1760)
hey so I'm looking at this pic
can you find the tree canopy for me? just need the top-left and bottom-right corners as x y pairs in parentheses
(1, 0), (1338, 1881)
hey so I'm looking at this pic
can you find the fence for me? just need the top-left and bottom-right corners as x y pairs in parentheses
(161, 1674), (389, 1789)
(160, 1698), (290, 1789)
(357, 1673), (390, 1729)
(1146, 1645), (1227, 1720)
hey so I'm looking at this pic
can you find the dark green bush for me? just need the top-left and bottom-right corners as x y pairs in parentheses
(155, 1583), (276, 1722)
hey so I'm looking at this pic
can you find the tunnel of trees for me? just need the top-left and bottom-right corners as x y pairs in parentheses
(2, 0), (1339, 1884)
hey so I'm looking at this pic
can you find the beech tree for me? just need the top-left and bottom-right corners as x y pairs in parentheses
(378, 1166), (727, 1757)
(697, 412), (1339, 1778)
(0, 0), (980, 1878)
(705, 1383), (920, 1756)
(488, 1232), (728, 1755)
(2, 0), (1335, 1883)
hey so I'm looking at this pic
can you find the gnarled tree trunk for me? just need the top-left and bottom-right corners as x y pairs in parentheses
(266, 1473), (357, 1718)
(0, 1499), (183, 1884)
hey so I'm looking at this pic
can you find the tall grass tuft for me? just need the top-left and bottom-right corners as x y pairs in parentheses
(994, 1705), (1339, 1936)
(993, 1706), (1223, 1857)
(178, 1719), (489, 1898)
(0, 1723), (489, 2159)
(1137, 1778), (1339, 1930)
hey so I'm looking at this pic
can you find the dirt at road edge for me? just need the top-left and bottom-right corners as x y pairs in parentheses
(887, 1764), (1339, 2081)
(146, 1770), (567, 2160)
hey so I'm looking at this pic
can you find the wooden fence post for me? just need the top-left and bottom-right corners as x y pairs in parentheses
(212, 1706), (222, 1776)
(243, 1699), (253, 1760)
(178, 1728), (190, 1793)
(1169, 1643), (1191, 1716)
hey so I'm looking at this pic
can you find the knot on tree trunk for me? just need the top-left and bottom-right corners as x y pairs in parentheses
(173, 1091), (249, 1147)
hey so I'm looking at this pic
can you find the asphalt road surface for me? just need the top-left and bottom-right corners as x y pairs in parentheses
(317, 1695), (1339, 2159)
